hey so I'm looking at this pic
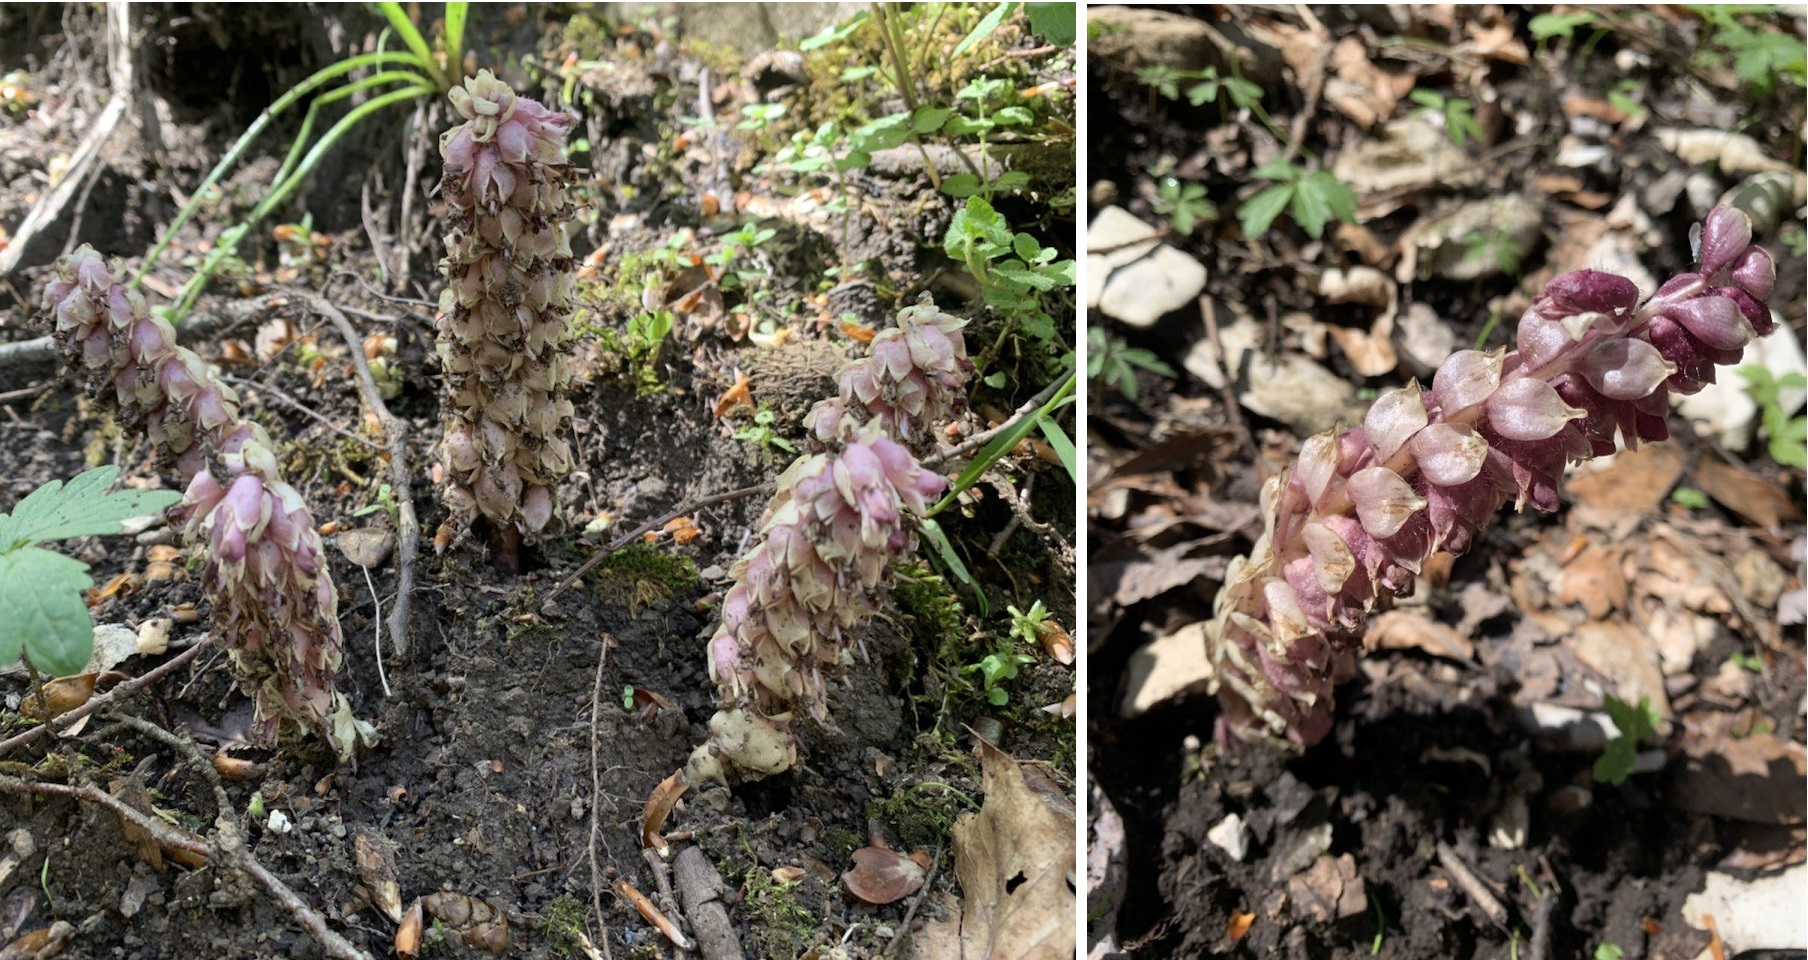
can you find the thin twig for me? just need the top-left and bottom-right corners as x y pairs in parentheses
(0, 774), (375, 960)
(0, 643), (204, 757)
(883, 847), (943, 957)
(305, 290), (420, 659)
(925, 375), (1068, 469)
(362, 565), (392, 697)
(108, 714), (230, 816)
(589, 634), (612, 947)
(223, 375), (387, 450)
(541, 482), (772, 610)
(1435, 841), (1509, 929)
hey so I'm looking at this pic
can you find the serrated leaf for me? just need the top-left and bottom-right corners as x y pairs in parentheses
(1012, 233), (1043, 261)
(1293, 171), (1358, 239)
(1237, 183), (1295, 238)
(0, 466), (181, 553)
(1250, 159), (1303, 182)
(0, 547), (96, 676)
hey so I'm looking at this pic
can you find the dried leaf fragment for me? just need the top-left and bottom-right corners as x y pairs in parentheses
(421, 892), (509, 954)
(841, 844), (928, 905)
(612, 878), (692, 950)
(394, 900), (423, 959)
(19, 674), (96, 720)
(641, 769), (688, 856)
(354, 833), (403, 923)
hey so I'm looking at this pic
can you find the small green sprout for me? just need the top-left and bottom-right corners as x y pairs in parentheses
(1594, 694), (1660, 786)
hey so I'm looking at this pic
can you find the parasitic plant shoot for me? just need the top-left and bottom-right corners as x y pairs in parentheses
(1202, 205), (1780, 751)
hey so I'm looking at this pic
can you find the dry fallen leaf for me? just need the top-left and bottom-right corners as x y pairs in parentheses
(354, 833), (403, 924)
(841, 844), (928, 905)
(20, 674), (96, 720)
(665, 516), (701, 545)
(1694, 458), (1801, 530)
(1560, 544), (1629, 620)
(613, 878), (692, 950)
(915, 738), (1075, 960)
(1366, 611), (1473, 662)
(335, 528), (395, 569)
(641, 769), (688, 856)
(711, 369), (752, 418)
(1566, 444), (1685, 514)
(1, 922), (74, 960)
(1288, 854), (1368, 922)
(395, 900), (423, 959)
(1037, 620), (1074, 666)
(1228, 910), (1255, 942)
(771, 865), (806, 884)
(421, 892), (509, 954)
(839, 318), (876, 343)
(629, 686), (676, 723)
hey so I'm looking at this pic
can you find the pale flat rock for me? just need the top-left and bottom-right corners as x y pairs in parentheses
(1121, 623), (1213, 717)
(1086, 6), (1218, 72)
(1683, 864), (1807, 956)
(1240, 353), (1363, 435)
(1675, 318), (1804, 451)
(1087, 205), (1162, 271)
(1394, 301), (1455, 376)
(1097, 246), (1207, 328)
(1182, 315), (1262, 389)
(1331, 116), (1484, 199)
(1397, 194), (1545, 282)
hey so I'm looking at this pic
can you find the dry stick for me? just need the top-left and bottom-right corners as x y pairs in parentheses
(0, 643), (204, 757)
(109, 713), (230, 815)
(882, 847), (943, 957)
(0, 775), (375, 960)
(588, 632), (613, 949)
(223, 375), (388, 451)
(305, 291), (420, 659)
(541, 483), (772, 610)
(0, 1), (130, 277)
(925, 375), (1069, 469)
(1435, 841), (1509, 929)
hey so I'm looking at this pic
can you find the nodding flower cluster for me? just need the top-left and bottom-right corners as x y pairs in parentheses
(1204, 205), (1778, 751)
(435, 71), (578, 538)
(689, 300), (968, 783)
(40, 248), (364, 759)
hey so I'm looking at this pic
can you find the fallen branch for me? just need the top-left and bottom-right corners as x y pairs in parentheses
(0, 2), (131, 278)
(0, 773), (374, 960)
(672, 846), (744, 960)
(587, 631), (613, 947)
(540, 482), (772, 610)
(305, 290), (420, 659)
(0, 643), (204, 758)
(925, 375), (1069, 469)
(1435, 841), (1509, 929)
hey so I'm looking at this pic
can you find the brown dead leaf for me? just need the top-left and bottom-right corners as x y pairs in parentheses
(1288, 854), (1368, 922)
(1228, 910), (1255, 942)
(395, 900), (424, 959)
(1669, 732), (1807, 825)
(641, 769), (688, 856)
(916, 738), (1075, 960)
(143, 544), (183, 583)
(1366, 611), (1473, 662)
(663, 516), (701, 544)
(1560, 544), (1628, 620)
(1459, 17), (1530, 63)
(629, 686), (675, 723)
(612, 878), (691, 950)
(1328, 318), (1397, 377)
(711, 369), (752, 418)
(353, 833), (402, 924)
(334, 528), (395, 569)
(20, 674), (96, 720)
(1695, 458), (1801, 530)
(422, 893), (510, 954)
(1567, 444), (1685, 514)
(839, 318), (877, 343)
(1037, 620), (1074, 666)
(86, 572), (142, 606)
(1, 922), (74, 960)
(841, 844), (928, 905)
(771, 865), (806, 884)
(1571, 620), (1670, 720)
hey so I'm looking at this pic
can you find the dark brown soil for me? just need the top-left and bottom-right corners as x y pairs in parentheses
(0, 6), (1076, 959)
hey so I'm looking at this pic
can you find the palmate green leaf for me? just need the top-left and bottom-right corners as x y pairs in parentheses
(1237, 183), (1295, 238)
(0, 547), (95, 676)
(1292, 171), (1358, 239)
(0, 466), (181, 553)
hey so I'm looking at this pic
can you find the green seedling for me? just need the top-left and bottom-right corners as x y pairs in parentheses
(1594, 694), (1660, 786)
(1152, 176), (1216, 236)
(0, 465), (180, 677)
(1409, 88), (1484, 148)
(1736, 365), (1807, 468)
(1088, 326), (1174, 402)
(732, 408), (797, 455)
(1237, 159), (1358, 240)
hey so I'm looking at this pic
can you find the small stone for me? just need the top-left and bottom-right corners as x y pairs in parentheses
(1120, 623), (1213, 717)
(1097, 248), (1208, 328)
(1734, 551), (1788, 609)
(1682, 864), (1808, 954)
(1239, 354), (1363, 436)
(1206, 813), (1249, 862)
(1395, 301), (1456, 376)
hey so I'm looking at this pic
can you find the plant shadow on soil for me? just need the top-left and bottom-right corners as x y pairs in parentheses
(0, 6), (1077, 959)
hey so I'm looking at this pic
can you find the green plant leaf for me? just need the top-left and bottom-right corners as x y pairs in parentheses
(1038, 417), (1077, 483)
(1237, 183), (1295, 238)
(920, 518), (987, 616)
(1529, 11), (1595, 40)
(0, 466), (181, 553)
(0, 547), (95, 676)
(993, 106), (1035, 126)
(912, 106), (955, 133)
(939, 173), (983, 198)
(952, 2), (1018, 58)
(800, 11), (868, 51)
(1292, 171), (1357, 239)
(1025, 2), (1076, 45)
(853, 112), (912, 150)
(992, 170), (1031, 193)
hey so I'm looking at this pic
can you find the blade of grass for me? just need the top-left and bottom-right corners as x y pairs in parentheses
(170, 84), (433, 321)
(131, 50), (423, 289)
(1037, 417), (1076, 483)
(272, 70), (429, 190)
(928, 371), (1074, 516)
(920, 518), (988, 616)
(376, 1), (446, 90)
(443, 2), (469, 79)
